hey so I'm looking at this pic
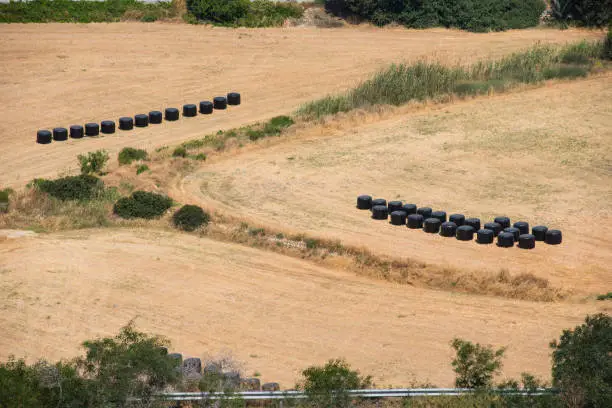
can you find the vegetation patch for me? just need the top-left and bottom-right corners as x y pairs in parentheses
(34, 175), (105, 202)
(113, 191), (173, 219)
(0, 0), (177, 23)
(172, 204), (210, 231)
(78, 150), (109, 175)
(118, 147), (148, 165)
(186, 0), (302, 27)
(298, 41), (607, 119)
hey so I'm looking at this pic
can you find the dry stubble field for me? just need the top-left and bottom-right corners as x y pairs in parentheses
(0, 23), (610, 387)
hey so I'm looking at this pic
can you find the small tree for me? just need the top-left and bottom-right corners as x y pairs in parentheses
(173, 204), (210, 231)
(550, 313), (612, 408)
(77, 150), (109, 175)
(300, 358), (371, 408)
(451, 338), (506, 388)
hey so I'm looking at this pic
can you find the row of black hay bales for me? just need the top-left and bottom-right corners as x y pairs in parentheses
(357, 195), (562, 249)
(36, 92), (241, 144)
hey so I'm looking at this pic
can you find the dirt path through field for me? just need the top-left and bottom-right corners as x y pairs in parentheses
(181, 76), (612, 294)
(1, 229), (605, 387)
(0, 24), (601, 187)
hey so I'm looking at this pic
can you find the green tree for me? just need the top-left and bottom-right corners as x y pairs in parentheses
(550, 313), (612, 408)
(186, 0), (250, 24)
(77, 150), (109, 175)
(300, 358), (371, 408)
(451, 338), (506, 388)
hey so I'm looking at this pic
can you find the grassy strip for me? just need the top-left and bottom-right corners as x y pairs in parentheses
(297, 41), (607, 119)
(0, 0), (178, 23)
(203, 216), (565, 302)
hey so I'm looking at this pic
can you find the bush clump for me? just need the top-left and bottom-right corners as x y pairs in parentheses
(118, 147), (148, 165)
(78, 150), (109, 175)
(172, 204), (210, 231)
(186, 0), (250, 24)
(604, 28), (612, 60)
(35, 175), (104, 201)
(325, 0), (546, 32)
(172, 146), (187, 158)
(113, 191), (173, 219)
(550, 0), (612, 27)
(186, 0), (302, 26)
(451, 338), (506, 388)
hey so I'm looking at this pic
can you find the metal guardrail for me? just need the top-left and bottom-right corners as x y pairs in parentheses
(159, 388), (558, 401)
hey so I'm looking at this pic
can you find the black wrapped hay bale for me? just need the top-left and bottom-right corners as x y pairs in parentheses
(371, 205), (388, 220)
(407, 214), (424, 229)
(402, 203), (417, 215)
(199, 101), (213, 114)
(213, 96), (227, 110)
(416, 207), (432, 219)
(423, 218), (441, 233)
(183, 104), (197, 117)
(449, 213), (465, 226)
(497, 232), (515, 248)
(483, 222), (502, 237)
(431, 211), (447, 223)
(440, 221), (457, 237)
(101, 120), (115, 134)
(37, 130), (52, 144)
(149, 111), (163, 124)
(518, 234), (536, 249)
(356, 195), (372, 210)
(119, 117), (133, 131)
(69, 125), (84, 139)
(53, 127), (68, 141)
(227, 92), (241, 105)
(85, 123), (99, 136)
(456, 225), (475, 241)
(241, 378), (261, 391)
(390, 210), (407, 225)
(513, 221), (530, 236)
(494, 216), (511, 229)
(504, 227), (520, 242)
(545, 229), (562, 245)
(532, 225), (548, 241)
(134, 114), (149, 127)
(477, 229), (494, 244)
(464, 218), (481, 232)
(388, 200), (403, 213)
(165, 108), (179, 121)
(370, 198), (386, 209)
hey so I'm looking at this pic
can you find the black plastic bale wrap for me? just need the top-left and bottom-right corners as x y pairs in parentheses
(431, 210), (447, 223)
(213, 96), (227, 110)
(449, 213), (465, 226)
(513, 221), (530, 235)
(356, 195), (372, 210)
(199, 101), (213, 114)
(402, 203), (417, 215)
(390, 210), (407, 225)
(477, 229), (494, 244)
(227, 92), (241, 105)
(407, 214), (424, 229)
(504, 227), (520, 242)
(456, 225), (475, 241)
(149, 111), (163, 124)
(416, 207), (432, 219)
(119, 117), (133, 131)
(135, 114), (149, 127)
(101, 120), (116, 134)
(494, 216), (511, 229)
(371, 205), (389, 220)
(532, 225), (548, 241)
(37, 130), (52, 144)
(388, 200), (403, 213)
(464, 218), (481, 232)
(497, 232), (515, 248)
(440, 221), (457, 237)
(183, 104), (197, 117)
(52, 127), (68, 141)
(518, 234), (536, 249)
(70, 125), (84, 139)
(545, 229), (562, 245)
(165, 108), (179, 121)
(483, 222), (502, 237)
(423, 218), (441, 233)
(85, 123), (100, 136)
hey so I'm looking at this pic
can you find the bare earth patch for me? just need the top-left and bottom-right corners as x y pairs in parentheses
(0, 24), (601, 187)
(184, 76), (612, 296)
(0, 229), (604, 387)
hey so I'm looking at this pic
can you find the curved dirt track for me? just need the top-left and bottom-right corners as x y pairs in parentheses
(0, 229), (603, 387)
(0, 23), (601, 187)
(182, 76), (612, 295)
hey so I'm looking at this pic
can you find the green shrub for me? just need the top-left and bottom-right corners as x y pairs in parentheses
(172, 204), (210, 231)
(451, 338), (506, 389)
(78, 150), (109, 175)
(325, 0), (546, 32)
(172, 146), (187, 158)
(0, 0), (174, 23)
(0, 190), (9, 203)
(193, 153), (207, 161)
(186, 0), (249, 24)
(263, 115), (294, 135)
(118, 147), (148, 165)
(604, 28), (612, 60)
(300, 359), (371, 408)
(596, 292), (612, 300)
(550, 314), (612, 407)
(113, 191), (173, 219)
(35, 175), (104, 201)
(136, 164), (149, 175)
(551, 0), (612, 27)
(238, 0), (303, 27)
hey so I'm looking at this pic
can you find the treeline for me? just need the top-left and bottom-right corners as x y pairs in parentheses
(0, 314), (610, 407)
(325, 0), (611, 32)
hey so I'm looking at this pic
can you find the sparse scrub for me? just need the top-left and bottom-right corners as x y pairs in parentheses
(118, 147), (148, 165)
(0, 0), (177, 23)
(172, 146), (188, 158)
(192, 153), (207, 161)
(136, 164), (149, 175)
(78, 150), (109, 175)
(34, 175), (105, 202)
(298, 42), (606, 119)
(451, 338), (506, 389)
(173, 204), (210, 231)
(113, 191), (173, 219)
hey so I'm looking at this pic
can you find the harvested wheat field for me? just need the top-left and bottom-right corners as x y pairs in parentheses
(0, 229), (605, 387)
(183, 76), (612, 296)
(0, 24), (601, 187)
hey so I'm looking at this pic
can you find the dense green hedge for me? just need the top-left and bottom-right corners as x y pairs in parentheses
(0, 0), (173, 23)
(551, 0), (612, 27)
(325, 0), (546, 32)
(172, 204), (210, 231)
(113, 191), (172, 219)
(35, 175), (104, 201)
(186, 0), (302, 26)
